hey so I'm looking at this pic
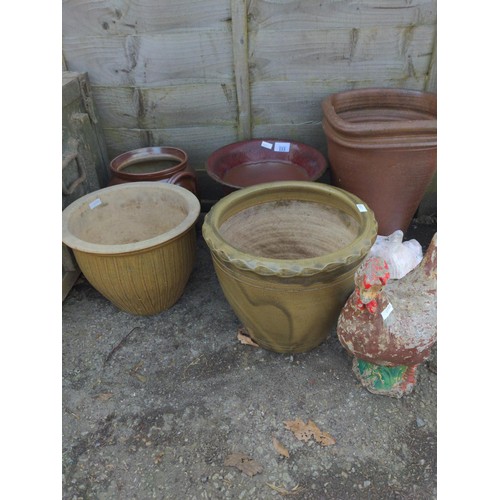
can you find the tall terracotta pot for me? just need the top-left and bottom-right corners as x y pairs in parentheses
(322, 88), (436, 235)
(202, 181), (377, 353)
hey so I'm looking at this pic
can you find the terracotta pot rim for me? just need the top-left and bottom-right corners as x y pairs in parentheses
(322, 118), (436, 150)
(109, 146), (188, 180)
(322, 88), (436, 140)
(206, 138), (327, 189)
(202, 181), (378, 277)
(62, 182), (200, 255)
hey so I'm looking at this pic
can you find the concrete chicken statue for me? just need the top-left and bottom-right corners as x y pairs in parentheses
(337, 233), (437, 398)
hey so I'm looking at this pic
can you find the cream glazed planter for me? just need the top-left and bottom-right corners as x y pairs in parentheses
(62, 182), (200, 315)
(202, 181), (378, 353)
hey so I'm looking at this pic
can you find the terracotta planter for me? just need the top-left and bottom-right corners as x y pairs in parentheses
(322, 88), (436, 235)
(108, 146), (198, 196)
(202, 181), (377, 353)
(206, 139), (327, 194)
(62, 182), (200, 315)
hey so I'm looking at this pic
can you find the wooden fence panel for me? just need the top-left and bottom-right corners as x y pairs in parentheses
(62, 0), (437, 184)
(62, 0), (231, 36)
(93, 84), (237, 129)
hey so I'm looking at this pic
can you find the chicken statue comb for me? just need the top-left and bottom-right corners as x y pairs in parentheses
(354, 257), (390, 313)
(355, 257), (390, 289)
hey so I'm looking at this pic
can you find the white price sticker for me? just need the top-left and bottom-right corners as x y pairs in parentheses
(261, 141), (273, 150)
(381, 302), (394, 321)
(274, 142), (291, 152)
(89, 198), (102, 209)
(356, 203), (367, 213)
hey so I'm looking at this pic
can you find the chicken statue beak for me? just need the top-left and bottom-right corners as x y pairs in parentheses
(355, 285), (382, 314)
(358, 284), (382, 304)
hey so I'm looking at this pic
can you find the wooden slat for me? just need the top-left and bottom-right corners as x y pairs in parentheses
(231, 0), (251, 139)
(249, 25), (435, 82)
(425, 33), (437, 93)
(251, 81), (361, 125)
(251, 78), (430, 126)
(92, 84), (237, 129)
(62, 72), (83, 107)
(63, 31), (234, 86)
(62, 0), (231, 36)
(248, 0), (436, 30)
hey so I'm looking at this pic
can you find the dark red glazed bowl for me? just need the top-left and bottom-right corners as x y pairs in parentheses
(206, 139), (327, 192)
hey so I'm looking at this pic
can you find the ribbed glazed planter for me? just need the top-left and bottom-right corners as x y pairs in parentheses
(62, 182), (200, 315)
(108, 146), (198, 196)
(202, 181), (378, 353)
(322, 88), (437, 235)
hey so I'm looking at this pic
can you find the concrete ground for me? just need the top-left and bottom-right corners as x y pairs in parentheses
(62, 216), (437, 500)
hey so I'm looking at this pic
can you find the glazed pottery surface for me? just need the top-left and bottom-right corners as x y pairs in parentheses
(108, 146), (198, 196)
(322, 88), (436, 235)
(206, 139), (327, 193)
(62, 182), (200, 315)
(202, 181), (377, 353)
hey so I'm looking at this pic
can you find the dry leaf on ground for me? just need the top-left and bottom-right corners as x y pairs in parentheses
(95, 392), (114, 401)
(284, 419), (336, 446)
(132, 373), (147, 383)
(224, 452), (263, 476)
(272, 437), (290, 458)
(266, 483), (301, 495)
(130, 360), (147, 382)
(237, 328), (260, 347)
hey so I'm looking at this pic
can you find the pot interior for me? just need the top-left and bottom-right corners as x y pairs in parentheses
(338, 107), (435, 124)
(207, 140), (326, 189)
(330, 91), (436, 125)
(219, 200), (359, 259)
(119, 156), (182, 174)
(67, 189), (189, 246)
(220, 160), (310, 187)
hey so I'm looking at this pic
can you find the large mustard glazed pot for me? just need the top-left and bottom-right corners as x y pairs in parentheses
(202, 181), (377, 353)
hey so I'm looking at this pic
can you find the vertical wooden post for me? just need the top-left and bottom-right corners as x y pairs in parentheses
(231, 0), (251, 140)
(425, 32), (437, 93)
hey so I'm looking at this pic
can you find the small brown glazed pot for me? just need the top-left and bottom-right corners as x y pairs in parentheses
(108, 146), (198, 196)
(322, 88), (436, 235)
(202, 181), (377, 353)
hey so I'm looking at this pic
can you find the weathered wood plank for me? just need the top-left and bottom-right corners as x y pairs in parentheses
(231, 0), (251, 139)
(248, 0), (436, 29)
(63, 30), (234, 86)
(251, 81), (366, 125)
(251, 82), (329, 125)
(62, 0), (231, 36)
(425, 32), (437, 93)
(92, 84), (237, 129)
(249, 25), (435, 81)
(251, 79), (428, 126)
(102, 126), (238, 168)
